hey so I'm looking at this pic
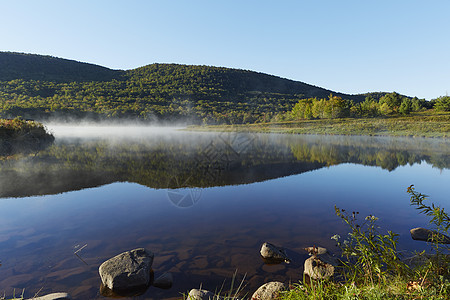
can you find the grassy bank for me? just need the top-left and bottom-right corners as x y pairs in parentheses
(189, 111), (450, 138)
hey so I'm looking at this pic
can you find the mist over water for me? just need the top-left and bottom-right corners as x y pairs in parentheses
(46, 123), (187, 139)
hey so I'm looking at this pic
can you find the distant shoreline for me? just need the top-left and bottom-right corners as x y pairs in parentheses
(187, 111), (450, 138)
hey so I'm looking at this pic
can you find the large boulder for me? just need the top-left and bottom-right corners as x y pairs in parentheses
(99, 248), (154, 293)
(410, 227), (450, 244)
(187, 289), (215, 300)
(260, 242), (291, 264)
(251, 281), (288, 300)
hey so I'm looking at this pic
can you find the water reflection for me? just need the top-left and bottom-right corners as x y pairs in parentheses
(0, 131), (448, 198)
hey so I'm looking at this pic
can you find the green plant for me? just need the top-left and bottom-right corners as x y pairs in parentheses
(0, 288), (25, 300)
(407, 185), (450, 290)
(280, 278), (422, 300)
(333, 206), (408, 285)
(408, 185), (450, 241)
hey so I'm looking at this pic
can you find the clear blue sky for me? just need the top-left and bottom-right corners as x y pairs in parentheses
(1, 0), (449, 99)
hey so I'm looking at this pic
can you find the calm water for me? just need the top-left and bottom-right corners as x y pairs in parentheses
(0, 126), (449, 299)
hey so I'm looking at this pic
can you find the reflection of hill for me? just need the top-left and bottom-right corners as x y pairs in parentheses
(0, 133), (325, 197)
(0, 133), (448, 198)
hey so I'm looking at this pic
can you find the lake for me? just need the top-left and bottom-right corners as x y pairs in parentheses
(0, 125), (449, 299)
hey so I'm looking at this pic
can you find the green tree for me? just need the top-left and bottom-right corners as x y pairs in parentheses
(359, 97), (379, 117)
(327, 95), (351, 118)
(379, 92), (403, 113)
(411, 97), (425, 112)
(434, 96), (450, 111)
(399, 98), (412, 115)
(291, 98), (314, 120)
(312, 98), (326, 119)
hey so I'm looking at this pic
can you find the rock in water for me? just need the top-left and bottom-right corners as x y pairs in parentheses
(304, 246), (327, 255)
(188, 289), (215, 300)
(251, 281), (288, 300)
(303, 246), (338, 280)
(99, 248), (154, 293)
(260, 242), (291, 264)
(410, 227), (450, 244)
(153, 272), (173, 289)
(304, 256), (333, 280)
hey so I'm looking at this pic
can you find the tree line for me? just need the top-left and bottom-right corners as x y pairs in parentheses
(280, 93), (449, 122)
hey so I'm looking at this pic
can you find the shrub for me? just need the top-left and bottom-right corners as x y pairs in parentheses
(333, 207), (408, 285)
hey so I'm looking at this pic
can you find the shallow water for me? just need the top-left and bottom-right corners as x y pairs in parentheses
(0, 127), (449, 299)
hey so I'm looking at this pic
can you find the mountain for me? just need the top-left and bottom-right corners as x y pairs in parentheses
(126, 63), (364, 102)
(0, 52), (366, 122)
(0, 52), (123, 82)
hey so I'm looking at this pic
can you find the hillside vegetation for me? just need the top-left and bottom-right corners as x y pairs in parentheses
(0, 52), (365, 123)
(1, 52), (448, 127)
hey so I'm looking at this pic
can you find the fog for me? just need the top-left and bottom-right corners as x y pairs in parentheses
(45, 122), (187, 140)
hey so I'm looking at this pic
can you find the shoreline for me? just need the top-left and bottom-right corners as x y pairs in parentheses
(187, 112), (450, 139)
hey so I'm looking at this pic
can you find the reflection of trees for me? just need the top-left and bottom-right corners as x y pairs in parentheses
(0, 123), (54, 157)
(0, 133), (322, 197)
(0, 134), (448, 198)
(288, 135), (450, 171)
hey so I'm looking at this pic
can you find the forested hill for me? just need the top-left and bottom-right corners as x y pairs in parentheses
(126, 63), (364, 102)
(0, 52), (365, 123)
(0, 52), (122, 82)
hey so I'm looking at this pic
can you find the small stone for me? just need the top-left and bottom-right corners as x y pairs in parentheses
(304, 246), (327, 255)
(410, 227), (450, 244)
(251, 281), (288, 300)
(153, 272), (173, 289)
(260, 242), (291, 264)
(188, 288), (215, 300)
(26, 293), (71, 300)
(99, 248), (154, 292)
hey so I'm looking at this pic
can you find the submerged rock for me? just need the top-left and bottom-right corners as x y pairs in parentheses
(304, 246), (327, 255)
(188, 288), (216, 300)
(153, 272), (173, 289)
(410, 227), (450, 244)
(99, 248), (154, 294)
(100, 282), (153, 298)
(404, 252), (450, 268)
(260, 242), (291, 264)
(251, 281), (288, 300)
